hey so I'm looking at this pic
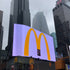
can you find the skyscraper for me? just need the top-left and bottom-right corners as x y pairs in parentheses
(6, 0), (31, 56)
(32, 12), (49, 35)
(11, 0), (30, 25)
(53, 0), (70, 57)
(0, 11), (3, 50)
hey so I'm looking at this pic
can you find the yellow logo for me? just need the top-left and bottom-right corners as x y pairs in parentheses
(29, 58), (34, 64)
(24, 28), (51, 60)
(14, 57), (18, 63)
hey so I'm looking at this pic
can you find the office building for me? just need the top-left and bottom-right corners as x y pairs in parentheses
(0, 50), (8, 70)
(0, 11), (3, 50)
(10, 0), (30, 25)
(6, 0), (31, 69)
(32, 12), (49, 35)
(53, 0), (70, 57)
(53, 0), (70, 66)
(6, 0), (31, 56)
(0, 50), (8, 61)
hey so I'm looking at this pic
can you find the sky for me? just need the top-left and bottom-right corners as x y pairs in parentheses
(0, 0), (56, 49)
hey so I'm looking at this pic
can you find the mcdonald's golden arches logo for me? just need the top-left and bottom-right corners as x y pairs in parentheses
(24, 28), (51, 60)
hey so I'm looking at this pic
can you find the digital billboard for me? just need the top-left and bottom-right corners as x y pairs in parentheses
(13, 24), (56, 62)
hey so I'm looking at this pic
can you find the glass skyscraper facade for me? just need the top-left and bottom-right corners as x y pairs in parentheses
(6, 0), (31, 56)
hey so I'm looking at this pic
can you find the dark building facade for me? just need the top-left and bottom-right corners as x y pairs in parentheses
(12, 0), (30, 25)
(0, 11), (3, 50)
(6, 0), (31, 56)
(56, 0), (70, 5)
(53, 0), (70, 57)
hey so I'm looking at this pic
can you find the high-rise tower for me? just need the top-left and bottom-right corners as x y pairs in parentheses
(11, 0), (30, 25)
(6, 0), (31, 56)
(53, 0), (70, 57)
(32, 12), (49, 35)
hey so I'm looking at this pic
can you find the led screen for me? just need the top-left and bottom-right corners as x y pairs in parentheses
(13, 24), (56, 62)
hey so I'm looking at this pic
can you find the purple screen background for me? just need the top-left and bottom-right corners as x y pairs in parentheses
(13, 24), (56, 62)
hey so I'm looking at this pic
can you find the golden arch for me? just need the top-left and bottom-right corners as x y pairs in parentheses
(24, 28), (51, 60)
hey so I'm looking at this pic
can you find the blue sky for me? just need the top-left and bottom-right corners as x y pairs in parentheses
(0, 0), (56, 49)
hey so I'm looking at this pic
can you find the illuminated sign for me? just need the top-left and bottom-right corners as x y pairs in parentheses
(13, 24), (56, 62)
